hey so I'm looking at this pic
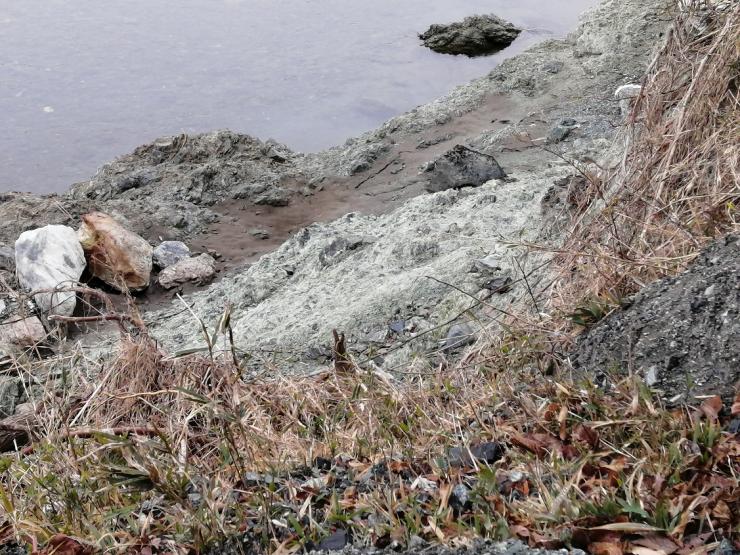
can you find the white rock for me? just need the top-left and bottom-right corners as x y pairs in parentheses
(15, 225), (86, 316)
(158, 254), (216, 289)
(615, 84), (642, 116)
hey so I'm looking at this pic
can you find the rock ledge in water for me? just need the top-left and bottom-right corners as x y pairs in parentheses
(420, 15), (521, 57)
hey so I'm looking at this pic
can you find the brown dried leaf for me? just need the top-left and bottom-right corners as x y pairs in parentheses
(699, 396), (723, 421)
(590, 541), (624, 555)
(511, 433), (562, 457)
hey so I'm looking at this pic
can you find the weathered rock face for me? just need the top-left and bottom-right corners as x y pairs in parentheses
(420, 15), (521, 57)
(14, 225), (86, 316)
(572, 234), (740, 404)
(159, 254), (216, 289)
(423, 145), (506, 193)
(152, 241), (191, 269)
(78, 212), (153, 292)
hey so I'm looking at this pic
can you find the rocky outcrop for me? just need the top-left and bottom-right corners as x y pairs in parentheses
(572, 234), (740, 404)
(78, 212), (153, 292)
(420, 15), (521, 57)
(14, 225), (86, 316)
(153, 241), (191, 269)
(159, 254), (216, 289)
(422, 145), (506, 193)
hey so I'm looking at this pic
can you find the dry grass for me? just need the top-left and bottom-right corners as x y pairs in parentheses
(550, 0), (739, 310)
(1, 2), (739, 554)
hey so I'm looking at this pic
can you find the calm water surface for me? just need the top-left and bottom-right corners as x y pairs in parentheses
(1, 0), (596, 193)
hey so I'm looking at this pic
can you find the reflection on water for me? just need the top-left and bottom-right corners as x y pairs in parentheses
(0, 0), (595, 193)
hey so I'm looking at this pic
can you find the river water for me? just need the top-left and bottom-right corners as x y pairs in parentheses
(1, 0), (595, 193)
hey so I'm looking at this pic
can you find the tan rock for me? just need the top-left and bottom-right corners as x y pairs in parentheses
(78, 212), (153, 292)
(0, 315), (47, 347)
(159, 254), (216, 289)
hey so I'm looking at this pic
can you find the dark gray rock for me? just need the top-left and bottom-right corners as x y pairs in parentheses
(423, 145), (505, 194)
(450, 484), (471, 512)
(449, 441), (505, 467)
(152, 240), (191, 269)
(442, 323), (476, 352)
(547, 125), (573, 143)
(420, 15), (521, 57)
(572, 234), (740, 404)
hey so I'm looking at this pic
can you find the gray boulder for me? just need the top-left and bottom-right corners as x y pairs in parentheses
(15, 225), (86, 317)
(153, 241), (191, 269)
(572, 234), (740, 404)
(420, 15), (521, 57)
(423, 145), (506, 193)
(159, 254), (216, 289)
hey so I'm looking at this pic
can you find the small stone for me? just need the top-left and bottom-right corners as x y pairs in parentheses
(78, 212), (153, 292)
(615, 84), (642, 116)
(548, 125), (573, 143)
(158, 254), (216, 289)
(152, 241), (190, 269)
(450, 484), (471, 511)
(389, 320), (405, 334)
(560, 118), (577, 127)
(449, 441), (505, 467)
(543, 61), (564, 74)
(15, 225), (86, 316)
(443, 323), (476, 352)
(317, 530), (350, 551)
(0, 315), (46, 348)
(474, 254), (502, 272)
(484, 276), (513, 293)
(350, 159), (371, 175)
(249, 228), (271, 240)
(645, 366), (659, 387)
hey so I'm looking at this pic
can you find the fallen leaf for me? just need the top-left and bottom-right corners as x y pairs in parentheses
(699, 396), (723, 421)
(731, 392), (740, 416)
(511, 433), (562, 457)
(590, 541), (624, 555)
(590, 523), (664, 533)
(631, 533), (679, 554)
(37, 535), (93, 555)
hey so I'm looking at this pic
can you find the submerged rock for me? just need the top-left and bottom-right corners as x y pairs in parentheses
(152, 241), (191, 269)
(15, 225), (86, 316)
(420, 15), (521, 57)
(423, 145), (506, 193)
(78, 212), (153, 292)
(159, 254), (216, 289)
(572, 234), (740, 404)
